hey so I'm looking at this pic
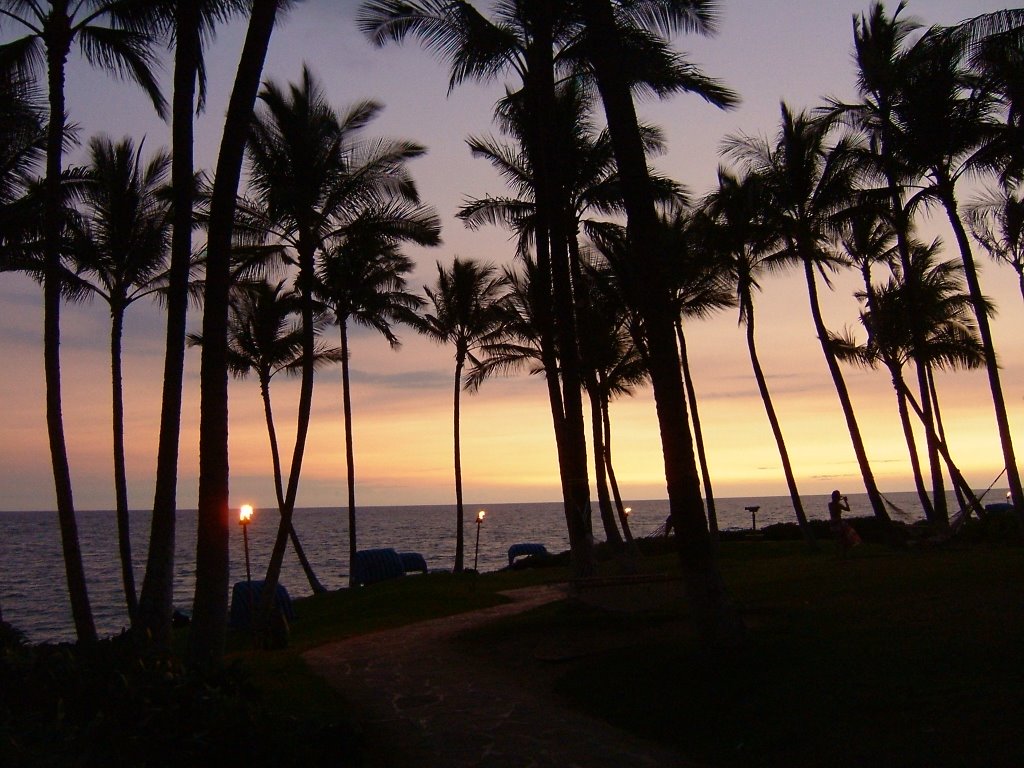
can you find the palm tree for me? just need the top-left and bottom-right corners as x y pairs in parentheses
(578, 256), (648, 548)
(664, 210), (735, 542)
(699, 168), (816, 545)
(825, 3), (948, 524)
(0, 0), (165, 645)
(724, 104), (892, 527)
(417, 257), (507, 573)
(137, 0), (250, 651)
(837, 207), (938, 520)
(966, 187), (1024, 304)
(360, 0), (599, 575)
(836, 243), (986, 520)
(316, 228), (435, 586)
(189, 0), (287, 668)
(239, 67), (437, 601)
(575, 0), (747, 644)
(71, 135), (172, 620)
(188, 280), (337, 596)
(889, 29), (1023, 521)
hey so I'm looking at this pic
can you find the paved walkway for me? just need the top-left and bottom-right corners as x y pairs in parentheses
(303, 584), (696, 768)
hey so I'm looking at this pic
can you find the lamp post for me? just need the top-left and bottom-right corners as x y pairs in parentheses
(474, 510), (486, 572)
(240, 504), (254, 627)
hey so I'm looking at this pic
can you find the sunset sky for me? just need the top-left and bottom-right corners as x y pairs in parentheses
(1, 0), (1019, 513)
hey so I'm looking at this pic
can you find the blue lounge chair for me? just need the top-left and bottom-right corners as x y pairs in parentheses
(399, 551), (428, 574)
(352, 547), (406, 586)
(508, 542), (549, 567)
(229, 580), (294, 630)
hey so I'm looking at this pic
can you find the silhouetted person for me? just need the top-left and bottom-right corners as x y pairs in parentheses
(828, 490), (861, 557)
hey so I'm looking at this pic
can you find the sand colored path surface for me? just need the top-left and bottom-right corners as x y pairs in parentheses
(303, 584), (696, 767)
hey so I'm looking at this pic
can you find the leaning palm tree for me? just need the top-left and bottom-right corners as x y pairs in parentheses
(71, 135), (172, 620)
(316, 226), (435, 586)
(416, 257), (507, 573)
(0, 0), (166, 646)
(724, 104), (892, 527)
(966, 186), (1024, 304)
(699, 167), (816, 545)
(836, 244), (986, 521)
(188, 280), (337, 596)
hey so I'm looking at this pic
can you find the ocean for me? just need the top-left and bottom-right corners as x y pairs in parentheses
(0, 490), (996, 643)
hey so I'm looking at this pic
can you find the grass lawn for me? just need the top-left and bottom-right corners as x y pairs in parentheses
(465, 541), (1023, 767)
(240, 539), (1024, 767)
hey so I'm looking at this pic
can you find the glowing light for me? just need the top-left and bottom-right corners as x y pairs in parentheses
(624, 507), (632, 517)
(477, 509), (486, 523)
(240, 504), (254, 525)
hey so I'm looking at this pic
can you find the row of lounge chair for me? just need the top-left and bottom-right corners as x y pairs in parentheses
(228, 543), (551, 628)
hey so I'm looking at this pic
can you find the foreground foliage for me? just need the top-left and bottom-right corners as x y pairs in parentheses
(0, 626), (355, 768)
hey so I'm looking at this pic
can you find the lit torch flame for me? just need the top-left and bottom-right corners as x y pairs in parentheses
(240, 504), (254, 525)
(477, 510), (486, 523)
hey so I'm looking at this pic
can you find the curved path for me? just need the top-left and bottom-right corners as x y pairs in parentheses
(303, 584), (696, 767)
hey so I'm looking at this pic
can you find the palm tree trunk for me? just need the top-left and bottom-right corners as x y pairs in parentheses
(137, 0), (200, 648)
(743, 294), (814, 545)
(256, 240), (318, 643)
(898, 381), (986, 517)
(453, 353), (465, 572)
(891, 365), (935, 520)
(189, 0), (280, 668)
(580, 0), (741, 647)
(260, 377), (324, 595)
(914, 360), (948, 525)
(341, 323), (359, 586)
(802, 257), (891, 524)
(939, 184), (1024, 525)
(601, 394), (636, 547)
(111, 306), (137, 619)
(588, 384), (623, 548)
(525, 23), (594, 578)
(927, 365), (966, 513)
(676, 320), (719, 542)
(45, 32), (96, 645)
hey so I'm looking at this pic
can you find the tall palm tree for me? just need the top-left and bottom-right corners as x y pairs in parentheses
(966, 187), (1024, 304)
(316, 229), (434, 586)
(188, 279), (337, 596)
(0, 0), (165, 645)
(137, 0), (250, 651)
(576, 0), (744, 644)
(189, 0), (287, 669)
(71, 135), (172, 620)
(360, 0), (599, 576)
(889, 29), (1023, 521)
(699, 168), (816, 544)
(417, 257), (507, 573)
(725, 104), (892, 527)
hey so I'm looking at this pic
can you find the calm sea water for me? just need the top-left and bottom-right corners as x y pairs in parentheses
(0, 491), (996, 643)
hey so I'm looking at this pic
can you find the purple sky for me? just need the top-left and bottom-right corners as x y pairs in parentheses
(1, 0), (1019, 511)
